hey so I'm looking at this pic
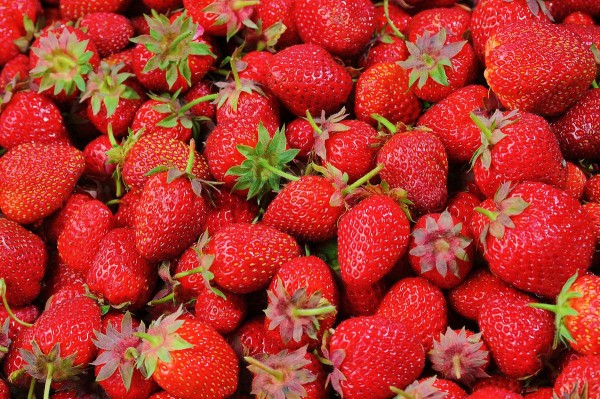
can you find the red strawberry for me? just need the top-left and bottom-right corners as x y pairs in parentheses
(29, 25), (100, 103)
(469, 182), (595, 298)
(447, 191), (481, 225)
(114, 189), (142, 228)
(359, 35), (409, 70)
(57, 198), (115, 274)
(184, 0), (257, 39)
(468, 387), (524, 399)
(484, 20), (596, 116)
(39, 252), (85, 303)
(293, 0), (376, 58)
(470, 110), (568, 198)
(228, 316), (286, 359)
(377, 124), (448, 215)
(253, 0), (300, 48)
(554, 355), (600, 398)
(131, 12), (216, 93)
(245, 346), (326, 399)
(407, 6), (471, 42)
(182, 80), (217, 121)
(376, 277), (448, 351)
(79, 12), (134, 58)
(523, 388), (554, 399)
(562, 11), (596, 24)
(237, 51), (274, 86)
(564, 162), (587, 201)
(203, 190), (259, 236)
(194, 285), (247, 335)
(134, 146), (209, 262)
(92, 312), (158, 399)
(418, 85), (489, 164)
(323, 316), (425, 399)
(338, 193), (411, 286)
(392, 376), (468, 399)
(0, 90), (69, 150)
(479, 289), (555, 378)
(142, 0), (183, 13)
(354, 62), (422, 127)
(0, 54), (30, 90)
(550, 0), (600, 21)
(552, 89), (600, 160)
(44, 193), (93, 242)
(408, 210), (474, 289)
(0, 218), (47, 307)
(0, 303), (40, 341)
(586, 175), (600, 203)
(399, 29), (476, 103)
(264, 256), (339, 350)
(0, 142), (84, 225)
(86, 227), (157, 310)
(0, 9), (26, 68)
(83, 135), (116, 182)
(136, 309), (239, 399)
(59, 0), (130, 20)
(266, 43), (353, 117)
(205, 222), (302, 293)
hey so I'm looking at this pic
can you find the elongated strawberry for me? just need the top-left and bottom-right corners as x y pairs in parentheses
(484, 20), (596, 116)
(0, 142), (84, 224)
(469, 182), (595, 298)
(323, 316), (425, 399)
(136, 309), (239, 399)
(206, 222), (301, 293)
(470, 110), (568, 197)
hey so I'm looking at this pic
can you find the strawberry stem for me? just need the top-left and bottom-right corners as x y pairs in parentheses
(27, 378), (35, 399)
(293, 305), (336, 317)
(179, 93), (218, 114)
(453, 354), (462, 380)
(185, 139), (196, 175)
(230, 57), (243, 90)
(169, 30), (193, 53)
(174, 266), (204, 279)
(233, 0), (260, 10)
(305, 110), (323, 135)
(147, 292), (175, 306)
(341, 163), (384, 195)
(135, 332), (162, 347)
(0, 346), (7, 353)
(383, 0), (405, 39)
(470, 112), (493, 142)
(389, 386), (412, 398)
(371, 113), (397, 134)
(0, 279), (33, 328)
(244, 356), (285, 381)
(257, 158), (300, 182)
(474, 207), (498, 222)
(43, 363), (54, 399)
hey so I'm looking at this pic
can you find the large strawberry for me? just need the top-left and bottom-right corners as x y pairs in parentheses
(0, 142), (84, 225)
(0, 218), (47, 307)
(468, 182), (595, 298)
(266, 43), (353, 117)
(323, 316), (425, 399)
(470, 110), (568, 198)
(293, 0), (376, 58)
(484, 20), (596, 116)
(136, 309), (239, 399)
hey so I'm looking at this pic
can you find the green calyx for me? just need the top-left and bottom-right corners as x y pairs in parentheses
(106, 125), (145, 197)
(30, 27), (95, 96)
(530, 272), (583, 349)
(469, 109), (519, 170)
(0, 279), (33, 328)
(225, 123), (300, 202)
(215, 48), (266, 111)
(80, 61), (140, 117)
(398, 28), (466, 89)
(130, 11), (215, 89)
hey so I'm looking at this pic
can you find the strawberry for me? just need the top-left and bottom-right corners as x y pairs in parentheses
(57, 198), (115, 274)
(237, 51), (274, 86)
(114, 189), (142, 228)
(446, 191), (481, 225)
(484, 20), (596, 117)
(430, 327), (490, 386)
(194, 285), (247, 335)
(266, 43), (353, 117)
(130, 11), (216, 93)
(532, 273), (600, 356)
(373, 2), (411, 36)
(182, 80), (217, 121)
(203, 190), (259, 236)
(79, 12), (134, 58)
(468, 387), (524, 399)
(0, 9), (26, 68)
(59, 0), (130, 20)
(359, 35), (409, 70)
(44, 193), (93, 242)
(341, 279), (388, 317)
(205, 222), (301, 293)
(323, 316), (425, 399)
(228, 316), (286, 359)
(86, 227), (158, 310)
(552, 89), (600, 161)
(264, 256), (339, 350)
(470, 110), (568, 198)
(354, 62), (422, 127)
(338, 193), (411, 286)
(80, 62), (146, 137)
(0, 54), (30, 90)
(253, 0), (300, 48)
(407, 6), (471, 42)
(29, 25), (100, 103)
(554, 355), (600, 398)
(91, 312), (158, 399)
(293, 0), (376, 58)
(418, 85), (489, 164)
(0, 303), (40, 341)
(550, 0), (600, 21)
(471, 374), (524, 394)
(142, 0), (183, 13)
(562, 11), (596, 24)
(469, 182), (595, 298)
(39, 252), (85, 303)
(0, 142), (84, 225)
(470, 0), (553, 61)
(399, 29), (476, 103)
(83, 135), (116, 182)
(585, 175), (600, 203)
(448, 268), (514, 321)
(376, 277), (448, 351)
(0, 380), (8, 399)
(408, 210), (474, 289)
(391, 376), (468, 399)
(523, 388), (554, 399)
(565, 162), (587, 201)
(478, 289), (555, 378)
(184, 0), (257, 39)
(377, 123), (448, 215)
(0, 218), (47, 307)
(136, 309), (239, 399)
(245, 346), (326, 399)
(134, 144), (209, 262)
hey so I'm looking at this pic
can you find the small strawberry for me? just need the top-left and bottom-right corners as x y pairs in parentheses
(253, 0), (300, 48)
(136, 309), (239, 399)
(323, 316), (425, 399)
(266, 43), (353, 117)
(562, 11), (596, 24)
(44, 193), (93, 242)
(83, 135), (116, 182)
(376, 277), (448, 351)
(408, 210), (474, 289)
(182, 80), (217, 121)
(228, 316), (286, 359)
(142, 0), (183, 13)
(114, 189), (142, 228)
(0, 142), (85, 225)
(359, 35), (409, 70)
(446, 191), (481, 225)
(194, 285), (247, 335)
(0, 54), (30, 90)
(293, 0), (376, 58)
(564, 162), (587, 201)
(79, 12), (134, 58)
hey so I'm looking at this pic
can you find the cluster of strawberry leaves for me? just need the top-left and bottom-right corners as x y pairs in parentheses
(1, 0), (600, 398)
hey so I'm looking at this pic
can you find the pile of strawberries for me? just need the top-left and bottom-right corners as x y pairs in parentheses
(1, 0), (600, 398)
